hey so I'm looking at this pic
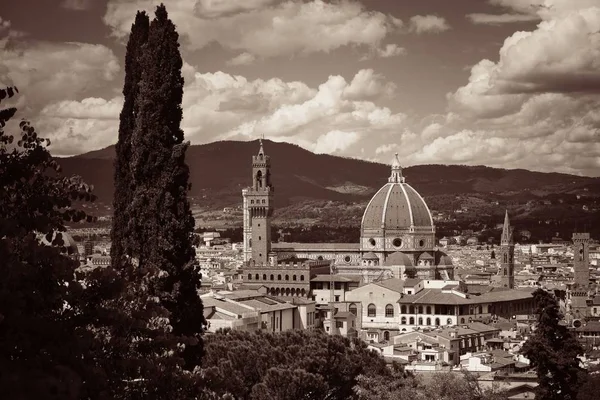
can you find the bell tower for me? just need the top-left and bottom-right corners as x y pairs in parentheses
(573, 232), (590, 288)
(499, 210), (515, 289)
(242, 139), (274, 265)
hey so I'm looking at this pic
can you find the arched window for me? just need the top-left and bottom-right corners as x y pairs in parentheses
(255, 274), (259, 280)
(401, 305), (407, 314)
(349, 303), (357, 316)
(426, 306), (432, 314)
(263, 274), (267, 280)
(317, 256), (324, 261)
(418, 305), (423, 314)
(435, 318), (440, 326)
(401, 317), (407, 324)
(277, 274), (281, 280)
(409, 305), (415, 314)
(385, 304), (394, 318)
(409, 317), (415, 325)
(285, 288), (291, 296)
(300, 275), (305, 281)
(270, 274), (274, 280)
(290, 288), (296, 296)
(460, 318), (465, 324)
(418, 317), (423, 325)
(367, 304), (376, 317)
(285, 275), (289, 281)
(383, 331), (390, 341)
(247, 273), (252, 280)
(256, 170), (263, 188)
(293, 275), (297, 281)
(447, 318), (453, 325)
(426, 317), (431, 326)
(300, 288), (306, 296)
(478, 305), (483, 314)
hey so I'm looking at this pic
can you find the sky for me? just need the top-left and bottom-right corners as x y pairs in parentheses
(1, 0), (600, 177)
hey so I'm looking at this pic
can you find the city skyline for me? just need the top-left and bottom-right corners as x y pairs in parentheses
(1, 0), (600, 176)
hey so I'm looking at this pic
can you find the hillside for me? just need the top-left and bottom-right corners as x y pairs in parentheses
(57, 140), (600, 228)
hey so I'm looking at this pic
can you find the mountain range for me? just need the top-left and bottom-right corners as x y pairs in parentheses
(57, 140), (600, 220)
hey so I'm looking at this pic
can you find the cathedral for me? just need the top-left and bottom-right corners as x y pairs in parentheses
(242, 141), (454, 286)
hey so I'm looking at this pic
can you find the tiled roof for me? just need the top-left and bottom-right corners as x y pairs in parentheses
(375, 278), (405, 293)
(311, 274), (362, 283)
(272, 242), (359, 251)
(398, 288), (534, 305)
(202, 298), (255, 316)
(238, 298), (296, 313)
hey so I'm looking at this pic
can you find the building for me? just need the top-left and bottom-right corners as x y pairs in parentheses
(568, 232), (592, 320)
(202, 290), (316, 333)
(241, 142), (454, 291)
(496, 211), (515, 289)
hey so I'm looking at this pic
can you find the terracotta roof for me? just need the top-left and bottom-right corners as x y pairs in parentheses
(375, 278), (405, 293)
(361, 182), (433, 231)
(398, 288), (533, 305)
(272, 242), (359, 251)
(311, 274), (362, 283)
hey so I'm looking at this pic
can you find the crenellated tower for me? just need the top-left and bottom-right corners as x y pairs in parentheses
(242, 140), (274, 264)
(499, 210), (515, 289)
(573, 232), (591, 288)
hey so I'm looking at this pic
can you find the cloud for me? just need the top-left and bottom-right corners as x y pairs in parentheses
(60, 0), (94, 11)
(104, 0), (401, 58)
(226, 52), (256, 66)
(466, 13), (540, 25)
(34, 97), (123, 156)
(0, 16), (26, 39)
(194, 0), (280, 18)
(0, 41), (120, 107)
(314, 130), (360, 154)
(408, 15), (451, 34)
(360, 43), (406, 60)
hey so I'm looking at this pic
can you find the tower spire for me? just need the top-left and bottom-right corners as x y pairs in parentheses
(501, 209), (512, 245)
(258, 137), (265, 157)
(388, 153), (405, 183)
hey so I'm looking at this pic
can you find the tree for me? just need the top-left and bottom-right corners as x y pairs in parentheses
(0, 86), (108, 398)
(118, 3), (204, 370)
(522, 288), (584, 400)
(111, 10), (149, 273)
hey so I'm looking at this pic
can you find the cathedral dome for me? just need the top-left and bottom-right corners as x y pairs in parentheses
(361, 154), (433, 232)
(39, 231), (80, 258)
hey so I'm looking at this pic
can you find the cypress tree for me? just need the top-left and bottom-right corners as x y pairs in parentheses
(111, 11), (149, 272)
(522, 289), (584, 400)
(129, 4), (204, 370)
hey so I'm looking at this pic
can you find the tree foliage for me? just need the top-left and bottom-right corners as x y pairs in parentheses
(522, 288), (584, 400)
(0, 85), (108, 398)
(200, 329), (390, 399)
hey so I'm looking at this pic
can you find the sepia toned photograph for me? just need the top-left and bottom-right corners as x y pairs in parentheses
(1, 1), (599, 399)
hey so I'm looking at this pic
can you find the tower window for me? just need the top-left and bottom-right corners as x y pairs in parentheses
(262, 199), (265, 204)
(247, 274), (252, 280)
(278, 274), (281, 280)
(419, 239), (425, 247)
(258, 236), (261, 241)
(251, 200), (254, 204)
(293, 275), (297, 281)
(285, 275), (289, 281)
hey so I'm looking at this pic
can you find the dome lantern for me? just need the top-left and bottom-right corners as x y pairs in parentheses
(388, 153), (405, 183)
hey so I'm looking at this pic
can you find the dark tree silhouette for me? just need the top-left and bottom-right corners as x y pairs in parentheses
(0, 86), (107, 398)
(111, 10), (149, 273)
(522, 289), (584, 400)
(121, 3), (204, 370)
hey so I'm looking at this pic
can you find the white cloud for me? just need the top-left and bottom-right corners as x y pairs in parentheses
(0, 16), (26, 39)
(408, 15), (451, 34)
(360, 43), (406, 60)
(194, 0), (279, 18)
(0, 41), (120, 107)
(314, 130), (360, 154)
(104, 0), (401, 58)
(35, 97), (123, 156)
(226, 52), (256, 66)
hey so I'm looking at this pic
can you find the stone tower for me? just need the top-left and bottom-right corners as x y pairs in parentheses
(573, 232), (590, 288)
(499, 210), (515, 289)
(242, 140), (274, 265)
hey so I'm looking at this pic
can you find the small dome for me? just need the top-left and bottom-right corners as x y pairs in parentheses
(384, 252), (413, 267)
(418, 252), (435, 261)
(363, 251), (379, 260)
(436, 251), (453, 266)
